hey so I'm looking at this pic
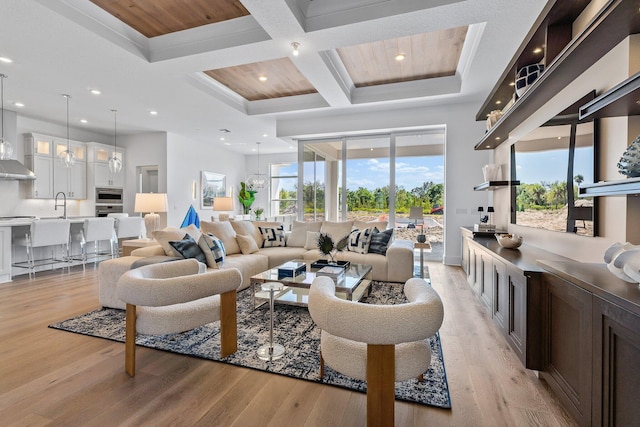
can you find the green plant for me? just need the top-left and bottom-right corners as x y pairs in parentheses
(317, 232), (349, 264)
(254, 207), (264, 219)
(238, 182), (256, 215)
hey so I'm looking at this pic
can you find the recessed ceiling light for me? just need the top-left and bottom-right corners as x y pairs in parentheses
(258, 76), (268, 82)
(220, 137), (225, 141)
(262, 133), (268, 137)
(149, 110), (158, 115)
(0, 57), (13, 63)
(533, 47), (543, 54)
(224, 142), (231, 146)
(14, 102), (24, 107)
(252, 148), (257, 152)
(496, 100), (502, 105)
(395, 53), (405, 61)
(495, 137), (501, 140)
(509, 82), (515, 86)
(80, 119), (88, 124)
(90, 89), (101, 95)
(291, 42), (300, 56)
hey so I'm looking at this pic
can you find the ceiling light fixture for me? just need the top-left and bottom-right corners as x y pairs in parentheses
(14, 102), (24, 107)
(246, 141), (268, 192)
(149, 110), (158, 115)
(395, 53), (405, 61)
(258, 75), (268, 82)
(291, 42), (300, 56)
(58, 94), (76, 168)
(80, 119), (87, 123)
(0, 74), (14, 160)
(108, 109), (122, 174)
(90, 89), (101, 95)
(0, 57), (13, 63)
(533, 47), (543, 54)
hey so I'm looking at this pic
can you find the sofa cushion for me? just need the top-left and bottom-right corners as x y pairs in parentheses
(347, 227), (374, 254)
(304, 231), (321, 250)
(251, 221), (285, 246)
(197, 233), (226, 268)
(237, 233), (260, 254)
(321, 221), (354, 241)
(258, 225), (286, 248)
(258, 247), (309, 268)
(354, 220), (388, 231)
(200, 220), (240, 255)
(153, 228), (190, 257)
(230, 220), (261, 248)
(368, 228), (394, 255)
(287, 221), (322, 247)
(169, 234), (206, 263)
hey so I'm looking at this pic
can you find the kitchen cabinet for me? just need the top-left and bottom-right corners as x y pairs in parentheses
(53, 140), (86, 199)
(88, 143), (125, 188)
(23, 133), (54, 199)
(0, 226), (10, 283)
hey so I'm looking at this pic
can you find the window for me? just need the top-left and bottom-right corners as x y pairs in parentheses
(270, 163), (297, 216)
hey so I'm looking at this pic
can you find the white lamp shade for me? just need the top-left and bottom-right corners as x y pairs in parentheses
(212, 196), (234, 211)
(134, 193), (168, 214)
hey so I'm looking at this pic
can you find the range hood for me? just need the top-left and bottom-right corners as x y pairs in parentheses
(0, 159), (36, 180)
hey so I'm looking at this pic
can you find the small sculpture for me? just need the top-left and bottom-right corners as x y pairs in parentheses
(617, 135), (640, 178)
(604, 242), (640, 283)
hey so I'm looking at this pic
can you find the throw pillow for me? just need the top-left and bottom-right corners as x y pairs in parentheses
(258, 225), (286, 248)
(152, 228), (188, 257)
(304, 231), (321, 250)
(320, 221), (354, 242)
(287, 220), (322, 247)
(368, 228), (394, 255)
(250, 220), (284, 247)
(200, 220), (240, 255)
(197, 233), (226, 269)
(169, 234), (206, 263)
(347, 227), (374, 254)
(236, 234), (260, 254)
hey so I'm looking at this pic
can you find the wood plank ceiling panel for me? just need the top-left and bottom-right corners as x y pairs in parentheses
(90, 0), (250, 38)
(204, 58), (318, 101)
(337, 26), (468, 87)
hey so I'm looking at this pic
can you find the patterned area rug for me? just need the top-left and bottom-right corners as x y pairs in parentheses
(49, 281), (451, 409)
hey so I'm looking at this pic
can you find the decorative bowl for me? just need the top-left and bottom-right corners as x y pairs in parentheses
(495, 233), (523, 249)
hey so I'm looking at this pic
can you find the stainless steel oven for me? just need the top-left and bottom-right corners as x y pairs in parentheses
(96, 187), (124, 204)
(95, 205), (124, 217)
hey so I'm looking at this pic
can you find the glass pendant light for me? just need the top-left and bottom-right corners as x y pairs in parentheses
(58, 94), (76, 168)
(107, 109), (122, 174)
(0, 74), (14, 160)
(246, 141), (269, 191)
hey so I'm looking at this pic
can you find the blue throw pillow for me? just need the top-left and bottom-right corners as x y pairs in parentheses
(169, 234), (206, 264)
(368, 228), (393, 255)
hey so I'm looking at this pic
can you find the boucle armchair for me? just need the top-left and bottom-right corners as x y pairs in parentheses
(116, 259), (242, 376)
(308, 276), (444, 427)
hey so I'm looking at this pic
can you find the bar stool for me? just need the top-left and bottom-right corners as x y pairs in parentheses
(113, 217), (144, 256)
(257, 282), (285, 361)
(71, 218), (116, 269)
(13, 219), (71, 278)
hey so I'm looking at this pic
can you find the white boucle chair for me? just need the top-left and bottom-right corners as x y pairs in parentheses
(308, 276), (444, 427)
(116, 258), (242, 377)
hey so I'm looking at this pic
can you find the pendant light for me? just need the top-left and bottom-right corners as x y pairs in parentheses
(0, 74), (14, 160)
(246, 141), (269, 191)
(108, 109), (122, 174)
(58, 94), (76, 168)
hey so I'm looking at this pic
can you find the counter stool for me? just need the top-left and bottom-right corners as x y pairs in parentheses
(113, 217), (144, 256)
(257, 282), (285, 361)
(71, 218), (116, 269)
(13, 219), (71, 278)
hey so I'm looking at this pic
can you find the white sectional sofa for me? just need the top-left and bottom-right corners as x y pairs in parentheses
(98, 219), (415, 309)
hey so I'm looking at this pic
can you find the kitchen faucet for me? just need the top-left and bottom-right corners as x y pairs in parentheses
(54, 191), (67, 219)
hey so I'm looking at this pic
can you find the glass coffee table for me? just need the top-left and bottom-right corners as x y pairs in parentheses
(250, 260), (373, 308)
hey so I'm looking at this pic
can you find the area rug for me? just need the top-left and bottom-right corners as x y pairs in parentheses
(49, 281), (451, 409)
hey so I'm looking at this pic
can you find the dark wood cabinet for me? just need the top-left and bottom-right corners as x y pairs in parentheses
(479, 252), (493, 311)
(492, 258), (507, 334)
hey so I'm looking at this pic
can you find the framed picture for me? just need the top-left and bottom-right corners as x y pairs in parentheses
(201, 171), (226, 209)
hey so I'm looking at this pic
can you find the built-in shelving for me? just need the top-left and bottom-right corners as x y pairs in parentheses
(473, 181), (520, 191)
(475, 0), (640, 151)
(579, 70), (640, 120)
(579, 177), (640, 197)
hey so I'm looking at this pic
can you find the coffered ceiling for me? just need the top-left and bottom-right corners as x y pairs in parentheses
(0, 0), (548, 154)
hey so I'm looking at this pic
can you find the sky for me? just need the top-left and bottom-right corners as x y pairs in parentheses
(515, 146), (594, 184)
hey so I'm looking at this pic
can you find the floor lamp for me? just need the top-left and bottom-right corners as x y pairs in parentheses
(213, 196), (234, 221)
(135, 193), (168, 239)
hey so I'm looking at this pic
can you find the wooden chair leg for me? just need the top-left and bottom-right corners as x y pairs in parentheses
(418, 373), (424, 382)
(219, 290), (237, 358)
(367, 344), (395, 427)
(125, 303), (137, 377)
(319, 351), (325, 379)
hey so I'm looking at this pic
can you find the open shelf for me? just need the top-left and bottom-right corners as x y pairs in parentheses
(579, 70), (640, 120)
(473, 181), (519, 191)
(475, 0), (640, 151)
(579, 177), (640, 197)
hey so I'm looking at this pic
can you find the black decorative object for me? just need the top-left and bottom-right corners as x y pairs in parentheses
(417, 234), (427, 243)
(617, 135), (640, 177)
(311, 259), (350, 270)
(515, 63), (545, 98)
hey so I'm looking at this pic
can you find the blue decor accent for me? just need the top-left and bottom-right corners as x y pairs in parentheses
(180, 204), (200, 228)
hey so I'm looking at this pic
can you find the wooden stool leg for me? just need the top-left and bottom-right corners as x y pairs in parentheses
(125, 303), (137, 377)
(219, 290), (237, 358)
(319, 351), (325, 379)
(367, 344), (395, 427)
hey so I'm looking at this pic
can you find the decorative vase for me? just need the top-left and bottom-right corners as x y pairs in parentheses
(617, 135), (640, 178)
(482, 164), (501, 182)
(486, 110), (504, 131)
(417, 234), (427, 243)
(515, 63), (545, 98)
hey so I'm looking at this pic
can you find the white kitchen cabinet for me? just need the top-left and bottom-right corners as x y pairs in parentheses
(53, 140), (86, 199)
(0, 227), (11, 283)
(88, 142), (125, 188)
(23, 133), (54, 199)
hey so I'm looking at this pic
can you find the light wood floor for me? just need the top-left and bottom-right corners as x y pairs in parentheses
(0, 263), (577, 426)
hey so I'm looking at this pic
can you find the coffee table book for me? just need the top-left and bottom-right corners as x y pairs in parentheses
(316, 266), (346, 284)
(277, 261), (306, 279)
(310, 259), (351, 270)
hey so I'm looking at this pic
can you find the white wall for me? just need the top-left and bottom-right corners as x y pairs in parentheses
(277, 102), (491, 265)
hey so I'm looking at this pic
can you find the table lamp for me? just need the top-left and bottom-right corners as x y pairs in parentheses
(213, 196), (234, 221)
(134, 193), (168, 239)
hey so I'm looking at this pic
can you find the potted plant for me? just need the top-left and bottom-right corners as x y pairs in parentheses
(238, 182), (256, 215)
(317, 232), (349, 265)
(254, 207), (264, 221)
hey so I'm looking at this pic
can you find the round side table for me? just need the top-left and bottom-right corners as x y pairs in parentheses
(257, 282), (285, 361)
